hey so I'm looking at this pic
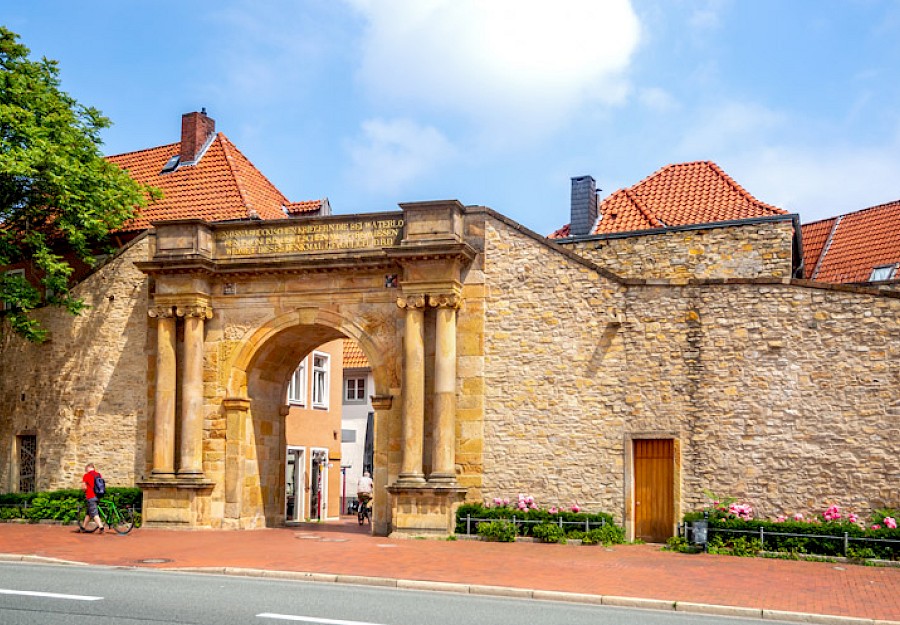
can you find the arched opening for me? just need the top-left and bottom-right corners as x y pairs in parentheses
(224, 311), (396, 532)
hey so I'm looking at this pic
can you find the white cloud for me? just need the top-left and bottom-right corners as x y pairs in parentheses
(347, 0), (640, 137)
(730, 144), (900, 223)
(346, 118), (456, 193)
(677, 101), (786, 154)
(638, 87), (677, 112)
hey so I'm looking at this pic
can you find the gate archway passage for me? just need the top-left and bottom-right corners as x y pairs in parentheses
(136, 202), (477, 535)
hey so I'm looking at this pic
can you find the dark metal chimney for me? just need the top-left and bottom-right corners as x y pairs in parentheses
(570, 175), (598, 236)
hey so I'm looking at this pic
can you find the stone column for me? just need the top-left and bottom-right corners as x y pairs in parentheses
(149, 306), (176, 476)
(429, 294), (460, 483)
(177, 304), (212, 477)
(397, 295), (426, 484)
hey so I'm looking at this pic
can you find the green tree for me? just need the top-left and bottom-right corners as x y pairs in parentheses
(0, 27), (157, 342)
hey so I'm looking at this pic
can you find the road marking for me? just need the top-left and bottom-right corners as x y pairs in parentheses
(0, 588), (103, 601)
(257, 613), (385, 625)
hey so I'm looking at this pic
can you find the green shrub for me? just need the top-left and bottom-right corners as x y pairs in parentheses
(585, 524), (625, 546)
(532, 522), (566, 543)
(476, 520), (517, 542)
(0, 487), (142, 523)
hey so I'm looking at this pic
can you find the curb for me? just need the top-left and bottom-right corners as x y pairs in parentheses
(2, 555), (898, 625)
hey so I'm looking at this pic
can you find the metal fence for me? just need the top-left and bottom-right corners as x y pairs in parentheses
(681, 522), (900, 558)
(462, 514), (606, 536)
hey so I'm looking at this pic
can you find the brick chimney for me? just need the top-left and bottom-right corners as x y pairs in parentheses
(570, 175), (598, 236)
(180, 109), (216, 164)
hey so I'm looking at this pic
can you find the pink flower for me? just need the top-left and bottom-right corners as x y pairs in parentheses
(493, 498), (503, 507)
(793, 513), (803, 521)
(848, 513), (859, 524)
(885, 517), (897, 529)
(872, 524), (882, 530)
(502, 498), (510, 506)
(517, 502), (527, 511)
(775, 516), (786, 523)
(571, 504), (580, 513)
(823, 505), (841, 522)
(548, 506), (558, 514)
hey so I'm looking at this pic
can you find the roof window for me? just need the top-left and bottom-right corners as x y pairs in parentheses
(160, 155), (180, 174)
(868, 264), (897, 282)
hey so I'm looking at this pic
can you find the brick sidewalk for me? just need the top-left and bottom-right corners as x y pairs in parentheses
(1, 520), (898, 622)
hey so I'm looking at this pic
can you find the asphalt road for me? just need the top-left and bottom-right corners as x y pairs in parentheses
(0, 562), (785, 625)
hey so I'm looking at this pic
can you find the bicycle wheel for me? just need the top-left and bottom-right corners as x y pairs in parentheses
(111, 506), (135, 535)
(77, 503), (98, 533)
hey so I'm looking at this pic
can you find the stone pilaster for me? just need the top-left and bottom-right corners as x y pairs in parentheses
(429, 293), (460, 483)
(223, 396), (251, 527)
(176, 304), (213, 477)
(149, 306), (176, 476)
(397, 295), (426, 484)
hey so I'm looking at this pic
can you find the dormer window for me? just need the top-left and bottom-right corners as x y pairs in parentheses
(160, 155), (180, 174)
(869, 264), (897, 282)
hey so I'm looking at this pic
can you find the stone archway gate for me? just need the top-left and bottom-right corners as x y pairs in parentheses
(135, 201), (479, 535)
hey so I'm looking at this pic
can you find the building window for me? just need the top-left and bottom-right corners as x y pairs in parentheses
(869, 264), (897, 282)
(344, 377), (366, 403)
(312, 352), (329, 409)
(18, 435), (36, 493)
(287, 359), (307, 406)
(2, 269), (26, 311)
(341, 429), (356, 443)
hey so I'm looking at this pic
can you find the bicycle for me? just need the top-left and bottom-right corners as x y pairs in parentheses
(357, 494), (371, 526)
(78, 498), (136, 535)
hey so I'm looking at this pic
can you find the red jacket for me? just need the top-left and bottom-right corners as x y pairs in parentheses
(83, 470), (101, 499)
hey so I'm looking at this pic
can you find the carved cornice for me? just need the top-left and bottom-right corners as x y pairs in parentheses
(370, 394), (393, 411)
(148, 305), (175, 319)
(396, 295), (427, 310)
(428, 293), (462, 309)
(176, 304), (214, 319)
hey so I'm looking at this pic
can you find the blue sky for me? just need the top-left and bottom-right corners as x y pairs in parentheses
(6, 1), (900, 235)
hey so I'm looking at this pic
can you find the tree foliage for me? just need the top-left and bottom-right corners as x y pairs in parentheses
(0, 27), (156, 342)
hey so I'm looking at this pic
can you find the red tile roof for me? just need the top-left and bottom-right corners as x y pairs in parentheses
(799, 217), (838, 279)
(342, 340), (369, 369)
(801, 200), (900, 283)
(286, 200), (325, 216)
(550, 161), (787, 237)
(107, 133), (291, 231)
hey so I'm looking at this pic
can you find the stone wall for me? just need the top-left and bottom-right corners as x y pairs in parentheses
(479, 210), (899, 523)
(563, 219), (795, 281)
(0, 237), (150, 492)
(480, 215), (629, 511)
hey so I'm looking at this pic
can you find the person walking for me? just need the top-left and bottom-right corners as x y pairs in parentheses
(81, 463), (106, 534)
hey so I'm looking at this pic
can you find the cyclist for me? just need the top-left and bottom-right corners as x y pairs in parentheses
(356, 471), (373, 518)
(80, 463), (106, 534)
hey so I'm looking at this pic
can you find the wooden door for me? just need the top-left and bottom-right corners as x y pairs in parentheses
(634, 439), (674, 542)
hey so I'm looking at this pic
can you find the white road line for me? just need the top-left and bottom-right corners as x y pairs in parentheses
(256, 613), (385, 625)
(0, 588), (103, 601)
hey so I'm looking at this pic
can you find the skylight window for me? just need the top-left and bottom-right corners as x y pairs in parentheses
(160, 155), (180, 174)
(869, 264), (897, 282)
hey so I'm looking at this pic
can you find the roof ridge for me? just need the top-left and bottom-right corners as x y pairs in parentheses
(624, 187), (665, 228)
(806, 198), (900, 225)
(106, 141), (179, 160)
(810, 215), (842, 280)
(706, 161), (784, 214)
(217, 134), (255, 216)
(219, 133), (290, 209)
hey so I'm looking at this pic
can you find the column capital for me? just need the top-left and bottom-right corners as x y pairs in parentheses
(370, 394), (393, 411)
(428, 293), (462, 309)
(396, 295), (427, 310)
(176, 304), (214, 319)
(149, 305), (175, 319)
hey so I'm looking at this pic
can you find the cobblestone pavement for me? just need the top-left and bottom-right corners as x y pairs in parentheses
(1, 519), (898, 624)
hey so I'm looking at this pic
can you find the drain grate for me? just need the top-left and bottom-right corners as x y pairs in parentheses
(136, 558), (173, 564)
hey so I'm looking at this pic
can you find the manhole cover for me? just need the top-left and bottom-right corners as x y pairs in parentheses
(136, 558), (173, 564)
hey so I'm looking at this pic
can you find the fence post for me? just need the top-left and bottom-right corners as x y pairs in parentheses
(466, 514), (471, 536)
(585, 518), (590, 533)
(843, 532), (848, 556)
(559, 516), (563, 530)
(759, 527), (764, 550)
